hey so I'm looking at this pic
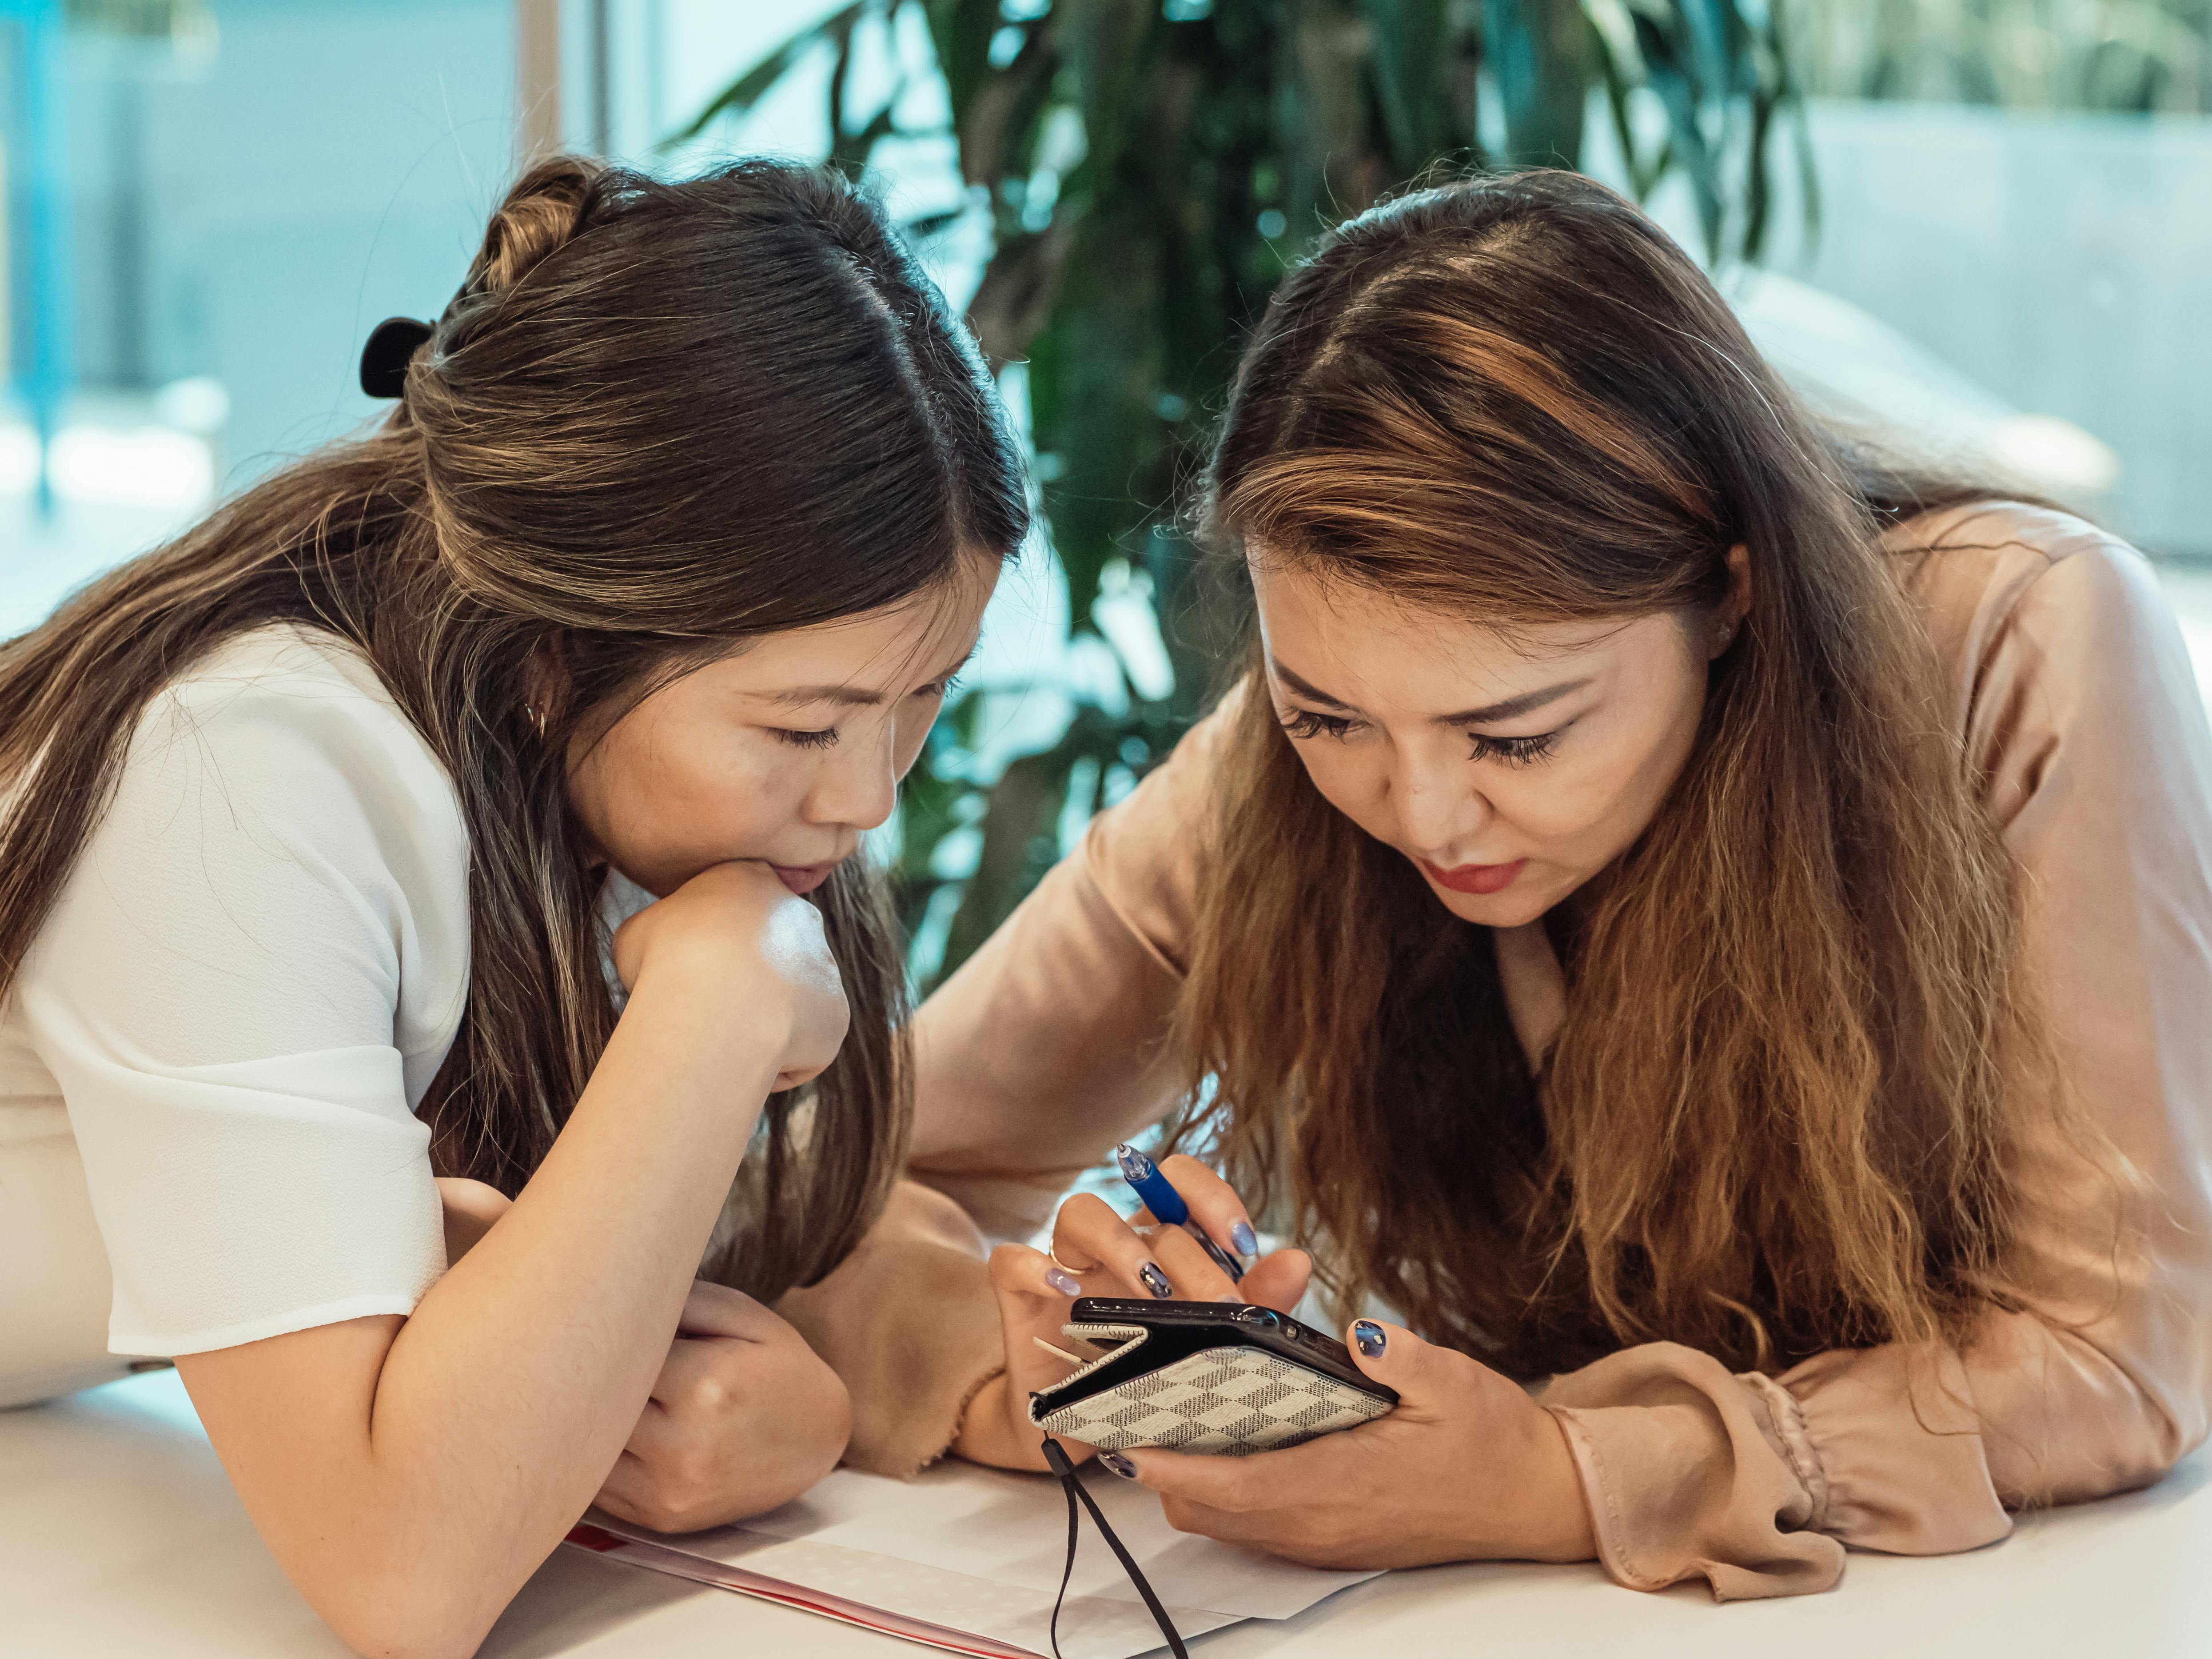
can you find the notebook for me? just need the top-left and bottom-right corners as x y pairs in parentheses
(563, 1457), (1382, 1659)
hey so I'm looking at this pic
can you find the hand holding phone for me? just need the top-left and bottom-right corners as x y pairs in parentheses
(948, 1159), (1312, 1473)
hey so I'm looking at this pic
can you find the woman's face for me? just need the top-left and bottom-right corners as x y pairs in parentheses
(566, 558), (997, 898)
(1251, 554), (1742, 929)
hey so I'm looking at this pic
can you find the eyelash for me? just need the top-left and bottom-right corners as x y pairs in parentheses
(1467, 731), (1558, 767)
(1279, 709), (1359, 743)
(770, 674), (964, 751)
(1278, 709), (1560, 767)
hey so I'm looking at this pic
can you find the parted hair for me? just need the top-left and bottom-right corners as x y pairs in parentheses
(1176, 171), (2051, 1376)
(0, 157), (1028, 1300)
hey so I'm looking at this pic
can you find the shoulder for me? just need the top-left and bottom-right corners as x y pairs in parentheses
(25, 624), (472, 1073)
(126, 622), (465, 859)
(139, 622), (446, 783)
(87, 622), (470, 970)
(1885, 501), (2174, 681)
(1887, 502), (2210, 826)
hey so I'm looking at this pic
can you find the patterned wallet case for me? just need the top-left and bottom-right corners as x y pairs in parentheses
(1028, 1318), (1396, 1456)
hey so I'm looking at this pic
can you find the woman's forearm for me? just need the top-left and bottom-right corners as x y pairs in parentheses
(180, 959), (786, 1659)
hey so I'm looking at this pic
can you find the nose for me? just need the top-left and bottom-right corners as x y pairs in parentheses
(803, 724), (900, 834)
(1391, 744), (1491, 861)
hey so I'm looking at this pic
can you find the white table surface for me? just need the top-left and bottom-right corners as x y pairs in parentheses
(4, 1369), (2208, 1659)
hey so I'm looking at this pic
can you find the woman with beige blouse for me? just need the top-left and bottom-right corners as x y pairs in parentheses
(784, 171), (2212, 1601)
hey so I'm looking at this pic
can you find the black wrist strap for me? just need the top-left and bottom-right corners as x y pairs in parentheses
(1039, 1438), (1190, 1659)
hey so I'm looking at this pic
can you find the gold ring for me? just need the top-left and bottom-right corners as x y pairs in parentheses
(1048, 1242), (1084, 1276)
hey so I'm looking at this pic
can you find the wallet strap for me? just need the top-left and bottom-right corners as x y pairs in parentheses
(1039, 1437), (1189, 1659)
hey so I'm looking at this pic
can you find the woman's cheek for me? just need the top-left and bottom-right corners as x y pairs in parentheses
(1295, 746), (1391, 837)
(891, 703), (934, 782)
(1509, 728), (1678, 865)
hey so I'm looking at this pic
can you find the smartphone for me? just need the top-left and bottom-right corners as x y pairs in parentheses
(1064, 1296), (1397, 1403)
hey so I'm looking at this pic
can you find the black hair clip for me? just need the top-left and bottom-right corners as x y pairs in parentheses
(359, 315), (435, 399)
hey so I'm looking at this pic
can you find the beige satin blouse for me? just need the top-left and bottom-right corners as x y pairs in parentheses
(779, 502), (2212, 1599)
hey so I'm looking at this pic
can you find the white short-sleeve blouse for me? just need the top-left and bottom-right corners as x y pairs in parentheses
(0, 622), (471, 1400)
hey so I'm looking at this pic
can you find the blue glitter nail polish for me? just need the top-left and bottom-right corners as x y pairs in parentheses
(1046, 1267), (1082, 1297)
(1352, 1320), (1387, 1358)
(1138, 1262), (1173, 1298)
(1098, 1452), (1138, 1479)
(1230, 1220), (1259, 1258)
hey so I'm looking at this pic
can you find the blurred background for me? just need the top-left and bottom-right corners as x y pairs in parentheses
(4, 0), (2209, 990)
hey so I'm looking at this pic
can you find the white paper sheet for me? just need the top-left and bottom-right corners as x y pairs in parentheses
(579, 1459), (1381, 1659)
(735, 1461), (1378, 1619)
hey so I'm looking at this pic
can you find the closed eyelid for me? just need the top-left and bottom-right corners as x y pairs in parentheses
(1270, 658), (1588, 730)
(1458, 719), (1557, 740)
(1457, 691), (1594, 739)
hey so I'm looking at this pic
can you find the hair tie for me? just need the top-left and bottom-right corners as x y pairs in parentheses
(359, 316), (435, 399)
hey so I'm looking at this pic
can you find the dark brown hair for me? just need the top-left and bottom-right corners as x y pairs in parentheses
(1176, 170), (2043, 1375)
(0, 157), (1028, 1300)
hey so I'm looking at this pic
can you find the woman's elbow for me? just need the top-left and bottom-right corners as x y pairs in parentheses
(323, 1604), (492, 1659)
(1992, 1400), (2206, 1510)
(303, 1556), (516, 1659)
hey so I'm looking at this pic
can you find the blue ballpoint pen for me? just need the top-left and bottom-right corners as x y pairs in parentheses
(1114, 1142), (1247, 1284)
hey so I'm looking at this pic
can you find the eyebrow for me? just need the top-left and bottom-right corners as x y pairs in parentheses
(761, 684), (889, 709)
(758, 642), (981, 709)
(1269, 658), (1591, 727)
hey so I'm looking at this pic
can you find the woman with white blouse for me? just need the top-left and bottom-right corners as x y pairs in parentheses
(0, 156), (1023, 1659)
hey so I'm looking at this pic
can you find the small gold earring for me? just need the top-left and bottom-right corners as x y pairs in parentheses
(526, 703), (547, 735)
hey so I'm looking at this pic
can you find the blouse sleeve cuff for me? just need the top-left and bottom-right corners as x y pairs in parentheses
(1778, 1342), (2010, 1555)
(1542, 1341), (1844, 1601)
(775, 1181), (1007, 1479)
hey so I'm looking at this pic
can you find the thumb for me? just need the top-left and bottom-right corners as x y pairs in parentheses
(675, 1279), (776, 1340)
(1240, 1247), (1312, 1313)
(1342, 1317), (1453, 1406)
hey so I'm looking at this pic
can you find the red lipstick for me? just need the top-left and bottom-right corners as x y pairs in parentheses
(771, 861), (841, 895)
(1419, 857), (1526, 896)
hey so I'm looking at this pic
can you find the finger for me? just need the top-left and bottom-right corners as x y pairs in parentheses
(988, 1241), (1085, 1304)
(640, 1332), (722, 1414)
(984, 1244), (1088, 1380)
(1339, 1317), (1463, 1411)
(1238, 1248), (1313, 1314)
(1158, 1492), (1278, 1544)
(594, 1447), (659, 1517)
(673, 1279), (779, 1341)
(1120, 1436), (1340, 1513)
(1139, 1221), (1241, 1302)
(1052, 1192), (1180, 1300)
(1155, 1154), (1259, 1261)
(1159, 1495), (1363, 1570)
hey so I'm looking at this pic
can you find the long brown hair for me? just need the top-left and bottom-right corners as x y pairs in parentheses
(1177, 171), (2042, 1375)
(0, 157), (1028, 1301)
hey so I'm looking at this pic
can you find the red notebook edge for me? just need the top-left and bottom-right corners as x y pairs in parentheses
(562, 1522), (1044, 1659)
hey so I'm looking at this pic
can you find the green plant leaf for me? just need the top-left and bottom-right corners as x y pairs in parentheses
(1025, 204), (1171, 632)
(1633, 6), (1727, 258)
(1360, 0), (1464, 172)
(662, 3), (868, 147)
(1051, 0), (1160, 187)
(1485, 0), (1593, 167)
(921, 0), (1011, 127)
